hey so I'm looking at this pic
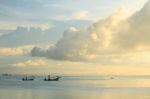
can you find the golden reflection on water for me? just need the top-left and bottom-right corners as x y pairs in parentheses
(99, 79), (150, 87)
(1, 77), (150, 99)
(0, 88), (150, 99)
(69, 78), (150, 87)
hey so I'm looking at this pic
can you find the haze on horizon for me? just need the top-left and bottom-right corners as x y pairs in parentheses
(0, 0), (150, 75)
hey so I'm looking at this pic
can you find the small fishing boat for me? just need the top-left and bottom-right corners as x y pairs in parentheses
(44, 75), (60, 81)
(22, 76), (34, 81)
(110, 76), (114, 79)
(2, 74), (11, 76)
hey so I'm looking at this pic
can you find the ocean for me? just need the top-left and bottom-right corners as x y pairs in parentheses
(0, 75), (150, 99)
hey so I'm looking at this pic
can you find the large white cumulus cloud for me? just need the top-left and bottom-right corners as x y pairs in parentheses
(115, 1), (150, 49)
(31, 0), (150, 62)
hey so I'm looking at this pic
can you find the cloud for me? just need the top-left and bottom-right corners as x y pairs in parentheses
(51, 10), (89, 20)
(72, 10), (89, 20)
(0, 21), (52, 31)
(114, 0), (150, 49)
(0, 20), (92, 47)
(12, 59), (47, 67)
(0, 45), (33, 56)
(31, 0), (150, 63)
(0, 26), (44, 47)
(31, 9), (127, 62)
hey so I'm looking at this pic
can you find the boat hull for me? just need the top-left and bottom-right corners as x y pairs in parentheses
(44, 77), (60, 81)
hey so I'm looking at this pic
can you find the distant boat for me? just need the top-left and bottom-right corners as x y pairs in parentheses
(2, 74), (11, 76)
(22, 76), (34, 81)
(110, 77), (114, 79)
(44, 75), (60, 81)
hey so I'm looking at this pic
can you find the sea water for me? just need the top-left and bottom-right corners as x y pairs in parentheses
(0, 75), (150, 99)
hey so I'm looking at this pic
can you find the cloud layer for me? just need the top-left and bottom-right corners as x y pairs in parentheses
(0, 45), (33, 56)
(31, 0), (150, 63)
(12, 59), (46, 67)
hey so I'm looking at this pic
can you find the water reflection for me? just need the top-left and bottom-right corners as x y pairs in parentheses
(0, 76), (150, 99)
(1, 88), (150, 99)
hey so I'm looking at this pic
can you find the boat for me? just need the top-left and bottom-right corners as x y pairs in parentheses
(110, 76), (114, 79)
(2, 74), (11, 76)
(22, 76), (34, 81)
(44, 75), (60, 81)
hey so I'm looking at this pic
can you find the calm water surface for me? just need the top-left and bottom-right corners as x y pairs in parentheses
(0, 75), (150, 99)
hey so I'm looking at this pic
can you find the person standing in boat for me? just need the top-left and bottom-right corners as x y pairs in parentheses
(48, 75), (50, 80)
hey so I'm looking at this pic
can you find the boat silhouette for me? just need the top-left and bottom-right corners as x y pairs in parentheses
(22, 76), (34, 81)
(110, 76), (114, 79)
(44, 75), (60, 81)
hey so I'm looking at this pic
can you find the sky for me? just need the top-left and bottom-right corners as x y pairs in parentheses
(0, 0), (150, 75)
